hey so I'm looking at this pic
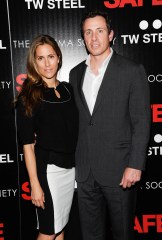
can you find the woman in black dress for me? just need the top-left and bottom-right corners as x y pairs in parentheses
(16, 35), (78, 240)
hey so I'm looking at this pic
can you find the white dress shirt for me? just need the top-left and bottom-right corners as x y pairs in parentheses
(82, 48), (113, 115)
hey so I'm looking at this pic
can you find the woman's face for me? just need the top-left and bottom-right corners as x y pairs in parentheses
(35, 43), (59, 83)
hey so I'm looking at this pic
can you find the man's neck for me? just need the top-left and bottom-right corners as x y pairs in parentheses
(89, 48), (111, 75)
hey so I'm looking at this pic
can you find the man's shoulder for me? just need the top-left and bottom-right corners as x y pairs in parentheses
(113, 51), (140, 68)
(70, 60), (86, 74)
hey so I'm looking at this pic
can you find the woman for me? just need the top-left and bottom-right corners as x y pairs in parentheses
(16, 35), (78, 240)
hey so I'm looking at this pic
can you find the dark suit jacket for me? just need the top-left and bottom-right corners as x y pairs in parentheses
(69, 51), (151, 186)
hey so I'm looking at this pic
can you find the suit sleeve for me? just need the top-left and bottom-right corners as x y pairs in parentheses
(128, 64), (151, 170)
(69, 70), (74, 86)
(16, 100), (35, 145)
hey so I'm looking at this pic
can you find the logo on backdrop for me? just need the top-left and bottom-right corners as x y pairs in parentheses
(0, 189), (17, 198)
(0, 81), (11, 90)
(21, 181), (31, 200)
(148, 74), (162, 83)
(25, 0), (85, 9)
(151, 104), (162, 123)
(19, 154), (24, 161)
(148, 134), (162, 156)
(0, 40), (6, 50)
(121, 19), (162, 44)
(0, 183), (29, 199)
(13, 39), (30, 48)
(16, 74), (27, 92)
(134, 214), (162, 233)
(0, 154), (23, 163)
(0, 223), (4, 239)
(104, 0), (162, 8)
(144, 181), (162, 190)
(13, 39), (85, 49)
(0, 154), (14, 164)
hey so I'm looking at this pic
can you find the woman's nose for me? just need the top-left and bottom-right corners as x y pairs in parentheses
(45, 58), (50, 66)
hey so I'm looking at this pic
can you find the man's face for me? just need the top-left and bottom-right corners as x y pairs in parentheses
(83, 16), (114, 57)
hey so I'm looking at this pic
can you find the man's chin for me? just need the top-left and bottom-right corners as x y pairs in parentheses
(90, 50), (102, 56)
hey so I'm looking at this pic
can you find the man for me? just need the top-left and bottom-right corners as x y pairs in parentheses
(69, 10), (150, 240)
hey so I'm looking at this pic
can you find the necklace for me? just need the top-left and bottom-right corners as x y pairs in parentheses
(41, 84), (71, 104)
(53, 80), (61, 99)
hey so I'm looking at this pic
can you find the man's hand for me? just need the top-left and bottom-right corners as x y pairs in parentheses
(119, 167), (142, 189)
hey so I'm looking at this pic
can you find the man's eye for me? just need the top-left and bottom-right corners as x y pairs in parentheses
(85, 31), (91, 35)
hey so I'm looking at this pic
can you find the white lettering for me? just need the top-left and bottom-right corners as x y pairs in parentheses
(148, 146), (162, 156)
(19, 154), (24, 161)
(71, 0), (78, 8)
(0, 154), (14, 163)
(0, 81), (11, 89)
(146, 181), (162, 189)
(121, 34), (139, 44)
(78, 0), (85, 8)
(55, 0), (62, 8)
(63, 0), (70, 8)
(0, 40), (6, 49)
(47, 0), (85, 9)
(57, 39), (73, 47)
(13, 40), (30, 48)
(143, 33), (162, 43)
(0, 189), (17, 197)
(48, 0), (55, 8)
(148, 74), (162, 82)
(77, 39), (84, 46)
(25, 0), (44, 9)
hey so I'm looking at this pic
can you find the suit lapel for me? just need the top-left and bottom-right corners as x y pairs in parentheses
(77, 52), (118, 118)
(92, 52), (117, 116)
(77, 62), (91, 117)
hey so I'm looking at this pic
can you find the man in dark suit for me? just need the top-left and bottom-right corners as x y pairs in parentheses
(69, 10), (150, 240)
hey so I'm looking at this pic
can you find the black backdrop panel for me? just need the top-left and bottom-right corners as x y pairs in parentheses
(0, 0), (20, 239)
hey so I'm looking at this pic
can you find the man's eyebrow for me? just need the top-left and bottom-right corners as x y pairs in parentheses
(84, 27), (106, 31)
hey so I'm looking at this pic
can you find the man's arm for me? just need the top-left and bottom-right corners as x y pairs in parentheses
(120, 64), (151, 188)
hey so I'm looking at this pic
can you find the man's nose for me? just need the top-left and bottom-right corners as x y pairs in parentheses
(91, 32), (97, 40)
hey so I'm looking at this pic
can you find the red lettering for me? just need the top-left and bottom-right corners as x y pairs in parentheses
(137, 0), (143, 6)
(16, 74), (27, 92)
(134, 216), (143, 233)
(135, 214), (162, 233)
(143, 215), (156, 233)
(21, 181), (31, 200)
(104, 0), (143, 8)
(104, 0), (162, 7)
(104, 0), (120, 8)
(0, 223), (4, 240)
(157, 215), (162, 232)
(151, 104), (162, 122)
(119, 0), (141, 7)
(152, 0), (162, 5)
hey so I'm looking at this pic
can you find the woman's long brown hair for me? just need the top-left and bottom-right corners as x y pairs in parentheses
(15, 34), (62, 117)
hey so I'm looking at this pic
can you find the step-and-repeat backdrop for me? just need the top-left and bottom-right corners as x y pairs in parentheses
(0, 0), (162, 239)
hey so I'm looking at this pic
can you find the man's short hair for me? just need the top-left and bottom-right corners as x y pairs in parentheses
(80, 10), (112, 38)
